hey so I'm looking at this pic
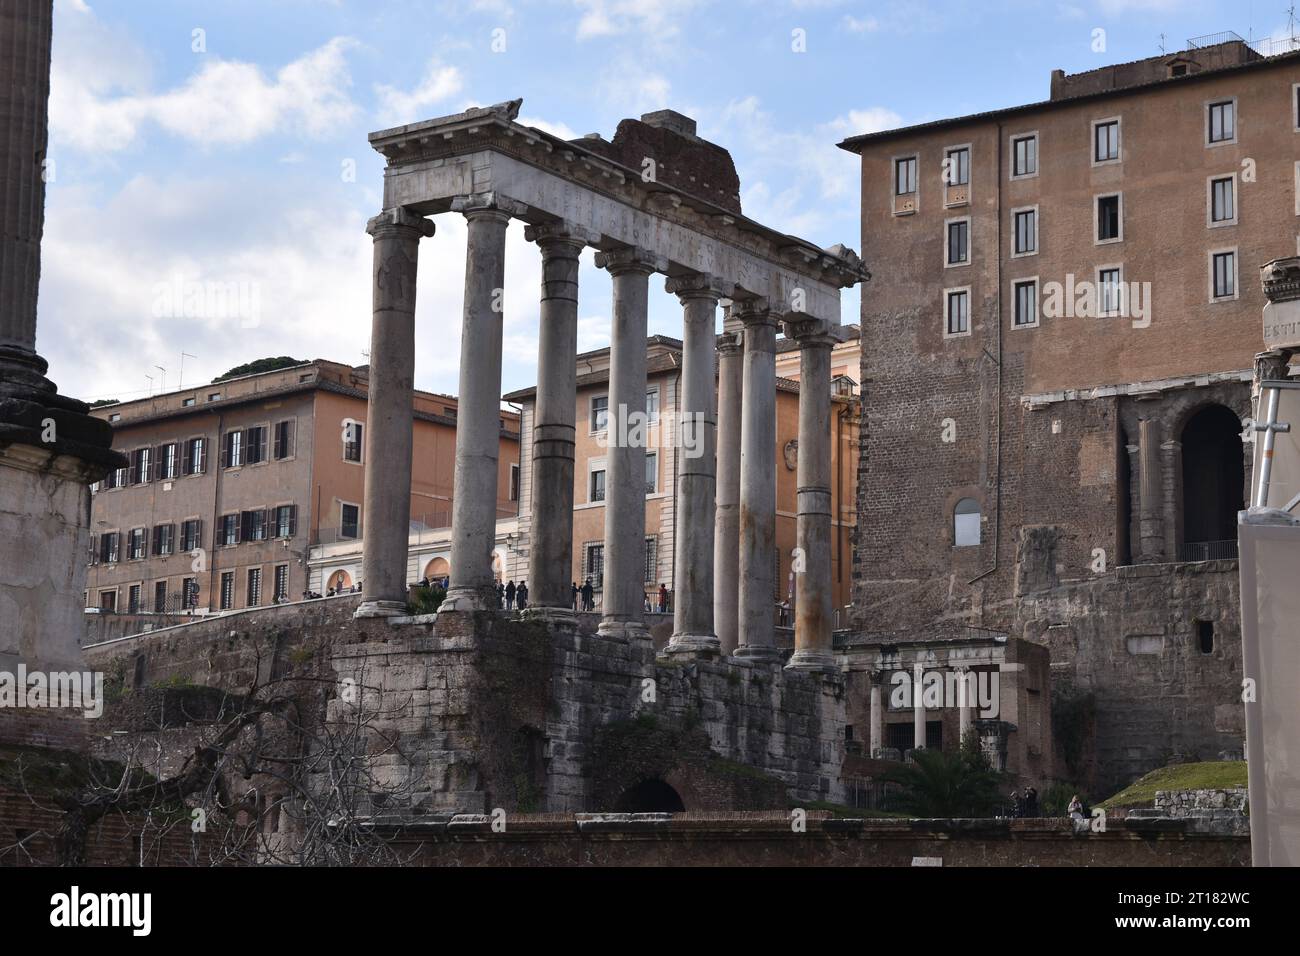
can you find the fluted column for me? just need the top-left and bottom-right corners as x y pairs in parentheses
(665, 274), (726, 656)
(713, 320), (744, 654)
(594, 247), (661, 640)
(525, 223), (588, 617)
(442, 193), (521, 613)
(869, 669), (884, 757)
(734, 300), (782, 664)
(786, 319), (839, 672)
(355, 208), (435, 618)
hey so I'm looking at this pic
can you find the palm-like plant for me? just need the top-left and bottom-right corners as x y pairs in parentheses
(885, 732), (1004, 818)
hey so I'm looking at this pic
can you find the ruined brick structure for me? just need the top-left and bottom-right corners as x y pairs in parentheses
(838, 41), (1294, 791)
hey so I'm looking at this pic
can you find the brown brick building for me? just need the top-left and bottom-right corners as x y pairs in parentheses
(85, 360), (519, 617)
(839, 40), (1300, 789)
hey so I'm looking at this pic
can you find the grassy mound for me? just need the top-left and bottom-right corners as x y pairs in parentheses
(1098, 761), (1247, 809)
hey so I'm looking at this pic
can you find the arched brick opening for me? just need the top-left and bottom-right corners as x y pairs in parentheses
(612, 779), (686, 813)
(1180, 404), (1244, 559)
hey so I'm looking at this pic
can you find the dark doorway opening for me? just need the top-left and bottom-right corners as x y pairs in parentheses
(612, 779), (685, 813)
(1180, 405), (1244, 560)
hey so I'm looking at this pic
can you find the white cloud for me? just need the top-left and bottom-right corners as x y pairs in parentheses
(374, 59), (464, 128)
(1096, 0), (1182, 13)
(826, 106), (905, 138)
(842, 14), (879, 33)
(574, 0), (700, 41)
(49, 1), (358, 152)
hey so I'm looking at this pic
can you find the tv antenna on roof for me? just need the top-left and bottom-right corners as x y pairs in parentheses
(179, 352), (196, 389)
(1159, 32), (1166, 54)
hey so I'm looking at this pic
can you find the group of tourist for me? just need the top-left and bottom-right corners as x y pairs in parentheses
(1009, 786), (1040, 818)
(572, 579), (596, 611)
(498, 580), (529, 610)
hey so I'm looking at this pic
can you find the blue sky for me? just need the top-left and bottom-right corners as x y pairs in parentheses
(39, 0), (1297, 403)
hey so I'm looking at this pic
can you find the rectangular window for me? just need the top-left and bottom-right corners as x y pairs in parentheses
(245, 425), (267, 465)
(1013, 279), (1038, 328)
(182, 578), (198, 609)
(154, 580), (169, 613)
(944, 146), (969, 186)
(223, 430), (243, 468)
(183, 437), (206, 475)
(591, 396), (609, 432)
(130, 447), (152, 484)
(158, 442), (178, 480)
(945, 289), (970, 336)
(273, 564), (289, 602)
(247, 567), (262, 608)
(509, 463), (520, 502)
(590, 469), (606, 503)
(946, 219), (969, 265)
(101, 531), (120, 564)
(1099, 267), (1123, 315)
(894, 156), (917, 195)
(1013, 208), (1037, 255)
(243, 509), (268, 542)
(181, 518), (202, 553)
(645, 389), (659, 422)
(1093, 119), (1119, 162)
(220, 513), (240, 547)
(219, 571), (234, 611)
(1096, 194), (1121, 242)
(152, 523), (174, 557)
(182, 397), (195, 407)
(1208, 99), (1235, 143)
(1210, 176), (1235, 224)
(341, 503), (360, 539)
(273, 420), (295, 460)
(273, 505), (296, 539)
(644, 536), (657, 585)
(584, 543), (604, 589)
(128, 584), (142, 614)
(645, 452), (658, 495)
(1212, 251), (1236, 300)
(129, 527), (146, 560)
(343, 421), (363, 462)
(1012, 134), (1037, 177)
(99, 590), (117, 612)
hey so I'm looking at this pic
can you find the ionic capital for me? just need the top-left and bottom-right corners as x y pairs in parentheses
(593, 245), (666, 277)
(525, 221), (598, 257)
(785, 316), (844, 350)
(665, 272), (730, 303)
(451, 191), (527, 222)
(731, 297), (779, 328)
(366, 207), (436, 241)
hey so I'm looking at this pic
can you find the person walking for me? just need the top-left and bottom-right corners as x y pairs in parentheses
(516, 581), (528, 611)
(505, 580), (516, 611)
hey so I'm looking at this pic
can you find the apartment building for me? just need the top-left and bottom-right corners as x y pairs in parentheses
(502, 333), (861, 619)
(838, 37), (1300, 787)
(86, 360), (519, 618)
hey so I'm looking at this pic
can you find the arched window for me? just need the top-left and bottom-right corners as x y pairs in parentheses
(954, 498), (981, 547)
(1180, 404), (1244, 560)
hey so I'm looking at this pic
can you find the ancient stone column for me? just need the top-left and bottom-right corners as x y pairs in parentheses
(956, 666), (973, 742)
(595, 247), (662, 639)
(1137, 415), (1165, 561)
(665, 274), (726, 657)
(713, 319), (744, 654)
(786, 319), (839, 672)
(355, 208), (435, 618)
(525, 223), (588, 619)
(734, 301), (782, 664)
(0, 0), (123, 749)
(441, 194), (521, 613)
(869, 670), (884, 757)
(913, 669), (927, 750)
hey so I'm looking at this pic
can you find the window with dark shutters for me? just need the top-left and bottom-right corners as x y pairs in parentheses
(274, 420), (295, 459)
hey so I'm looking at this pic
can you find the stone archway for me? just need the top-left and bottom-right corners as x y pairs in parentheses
(1180, 404), (1244, 559)
(612, 778), (686, 813)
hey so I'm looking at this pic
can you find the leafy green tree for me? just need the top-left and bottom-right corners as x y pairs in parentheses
(884, 731), (1004, 817)
(212, 356), (304, 383)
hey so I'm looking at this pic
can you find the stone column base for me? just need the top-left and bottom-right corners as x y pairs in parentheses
(597, 619), (649, 642)
(663, 633), (721, 658)
(438, 586), (498, 614)
(733, 645), (784, 665)
(522, 605), (577, 628)
(354, 599), (407, 619)
(785, 650), (838, 673)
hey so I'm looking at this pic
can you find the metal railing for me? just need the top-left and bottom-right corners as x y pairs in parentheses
(1187, 30), (1246, 49)
(1177, 539), (1239, 562)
